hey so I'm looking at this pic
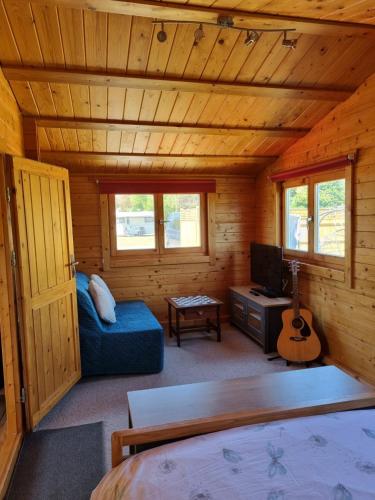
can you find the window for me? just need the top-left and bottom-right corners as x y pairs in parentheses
(115, 194), (156, 251)
(101, 191), (214, 268)
(283, 170), (347, 266)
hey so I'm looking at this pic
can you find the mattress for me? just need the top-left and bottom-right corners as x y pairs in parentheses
(92, 409), (375, 499)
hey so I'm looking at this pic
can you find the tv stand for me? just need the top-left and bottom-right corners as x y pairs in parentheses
(250, 287), (278, 299)
(230, 286), (291, 354)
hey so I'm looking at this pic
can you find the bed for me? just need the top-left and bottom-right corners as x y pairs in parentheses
(92, 408), (375, 499)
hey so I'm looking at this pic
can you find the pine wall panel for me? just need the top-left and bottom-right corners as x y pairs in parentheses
(0, 68), (23, 156)
(70, 175), (255, 322)
(255, 72), (375, 383)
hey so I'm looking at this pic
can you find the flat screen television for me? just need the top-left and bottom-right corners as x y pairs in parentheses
(250, 242), (283, 298)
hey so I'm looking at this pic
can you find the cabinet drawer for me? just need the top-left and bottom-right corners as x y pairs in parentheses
(246, 303), (263, 332)
(183, 308), (216, 320)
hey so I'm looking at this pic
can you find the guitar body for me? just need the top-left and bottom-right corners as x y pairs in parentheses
(277, 308), (321, 362)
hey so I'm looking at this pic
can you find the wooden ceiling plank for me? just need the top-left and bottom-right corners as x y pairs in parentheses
(60, 127), (79, 150)
(31, 3), (65, 67)
(2, 66), (353, 101)
(4, 1), (44, 65)
(76, 129), (93, 151)
(22, 0), (375, 37)
(57, 7), (86, 68)
(107, 13), (131, 71)
(108, 87), (126, 120)
(9, 81), (40, 115)
(127, 16), (154, 74)
(106, 129), (122, 152)
(84, 10), (108, 71)
(0, 1), (22, 63)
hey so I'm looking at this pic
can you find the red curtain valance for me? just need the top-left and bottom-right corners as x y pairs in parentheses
(269, 153), (356, 182)
(97, 179), (216, 194)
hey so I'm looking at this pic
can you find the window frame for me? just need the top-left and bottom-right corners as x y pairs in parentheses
(100, 192), (215, 269)
(281, 167), (349, 270)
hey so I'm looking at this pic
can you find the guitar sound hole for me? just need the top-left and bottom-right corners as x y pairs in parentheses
(292, 317), (304, 329)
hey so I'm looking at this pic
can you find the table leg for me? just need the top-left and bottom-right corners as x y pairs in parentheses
(168, 302), (172, 338)
(216, 305), (221, 342)
(176, 309), (181, 347)
(128, 411), (135, 455)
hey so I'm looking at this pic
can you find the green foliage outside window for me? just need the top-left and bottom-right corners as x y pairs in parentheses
(288, 179), (344, 209)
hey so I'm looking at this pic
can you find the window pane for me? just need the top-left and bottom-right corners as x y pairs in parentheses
(163, 194), (201, 249)
(285, 185), (308, 252)
(315, 179), (345, 257)
(115, 194), (156, 250)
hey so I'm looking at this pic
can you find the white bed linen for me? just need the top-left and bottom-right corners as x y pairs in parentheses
(92, 409), (375, 499)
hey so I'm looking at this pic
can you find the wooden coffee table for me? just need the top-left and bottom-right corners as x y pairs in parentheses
(165, 295), (223, 347)
(125, 366), (375, 455)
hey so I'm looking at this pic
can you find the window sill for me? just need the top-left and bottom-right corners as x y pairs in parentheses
(106, 253), (213, 269)
(283, 258), (345, 283)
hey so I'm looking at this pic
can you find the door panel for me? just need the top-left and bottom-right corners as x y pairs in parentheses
(10, 157), (80, 428)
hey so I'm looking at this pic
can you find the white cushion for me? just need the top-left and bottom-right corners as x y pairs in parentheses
(90, 274), (116, 308)
(88, 280), (116, 324)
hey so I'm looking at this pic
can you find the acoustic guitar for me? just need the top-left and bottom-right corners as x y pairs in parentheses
(277, 260), (321, 363)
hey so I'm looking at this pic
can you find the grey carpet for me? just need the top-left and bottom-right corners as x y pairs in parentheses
(7, 422), (105, 500)
(37, 324), (297, 471)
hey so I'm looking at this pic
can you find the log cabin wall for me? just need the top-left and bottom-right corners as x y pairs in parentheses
(0, 68), (23, 155)
(255, 72), (375, 383)
(70, 174), (255, 321)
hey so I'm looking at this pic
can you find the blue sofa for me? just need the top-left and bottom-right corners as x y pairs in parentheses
(76, 272), (164, 376)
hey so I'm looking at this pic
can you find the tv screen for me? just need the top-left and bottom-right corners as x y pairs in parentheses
(250, 242), (283, 295)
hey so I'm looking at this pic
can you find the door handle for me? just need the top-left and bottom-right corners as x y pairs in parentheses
(67, 255), (79, 277)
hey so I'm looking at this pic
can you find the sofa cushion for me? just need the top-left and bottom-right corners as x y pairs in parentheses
(76, 272), (103, 330)
(89, 280), (116, 324)
(91, 274), (116, 308)
(103, 300), (162, 334)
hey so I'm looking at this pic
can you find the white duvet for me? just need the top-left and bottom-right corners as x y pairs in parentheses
(92, 409), (375, 499)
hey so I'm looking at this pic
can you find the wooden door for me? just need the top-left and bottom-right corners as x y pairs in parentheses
(0, 157), (23, 497)
(9, 156), (80, 429)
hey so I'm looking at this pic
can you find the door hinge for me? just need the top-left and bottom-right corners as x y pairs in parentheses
(18, 387), (26, 404)
(11, 250), (17, 268)
(6, 186), (11, 203)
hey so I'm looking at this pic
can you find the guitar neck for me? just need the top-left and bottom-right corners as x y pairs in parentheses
(292, 270), (300, 318)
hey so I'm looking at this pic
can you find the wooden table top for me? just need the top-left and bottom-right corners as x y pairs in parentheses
(128, 366), (375, 429)
(165, 295), (223, 309)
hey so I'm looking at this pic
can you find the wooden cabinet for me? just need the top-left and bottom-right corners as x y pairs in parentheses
(229, 286), (291, 354)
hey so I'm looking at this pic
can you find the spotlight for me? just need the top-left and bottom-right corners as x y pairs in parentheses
(157, 23), (167, 43)
(194, 23), (205, 46)
(282, 31), (297, 49)
(244, 30), (259, 46)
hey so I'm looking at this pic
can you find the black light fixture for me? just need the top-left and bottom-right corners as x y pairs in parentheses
(157, 22), (167, 43)
(153, 18), (296, 51)
(244, 30), (260, 46)
(282, 31), (298, 49)
(194, 23), (205, 46)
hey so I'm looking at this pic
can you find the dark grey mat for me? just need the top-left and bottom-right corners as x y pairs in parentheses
(6, 422), (105, 500)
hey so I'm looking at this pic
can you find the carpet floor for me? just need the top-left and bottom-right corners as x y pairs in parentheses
(37, 324), (296, 470)
(7, 422), (105, 500)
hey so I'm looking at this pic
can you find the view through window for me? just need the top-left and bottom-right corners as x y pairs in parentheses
(284, 174), (346, 260)
(114, 193), (203, 253)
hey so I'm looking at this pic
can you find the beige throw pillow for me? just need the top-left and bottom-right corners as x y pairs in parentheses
(88, 279), (116, 324)
(90, 274), (116, 308)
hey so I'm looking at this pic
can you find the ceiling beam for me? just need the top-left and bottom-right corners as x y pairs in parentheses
(25, 0), (375, 38)
(35, 117), (309, 139)
(40, 151), (276, 164)
(4, 66), (352, 102)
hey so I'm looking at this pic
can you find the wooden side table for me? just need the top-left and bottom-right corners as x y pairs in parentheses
(165, 295), (223, 347)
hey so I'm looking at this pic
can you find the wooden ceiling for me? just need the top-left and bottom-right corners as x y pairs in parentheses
(1, 0), (375, 174)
